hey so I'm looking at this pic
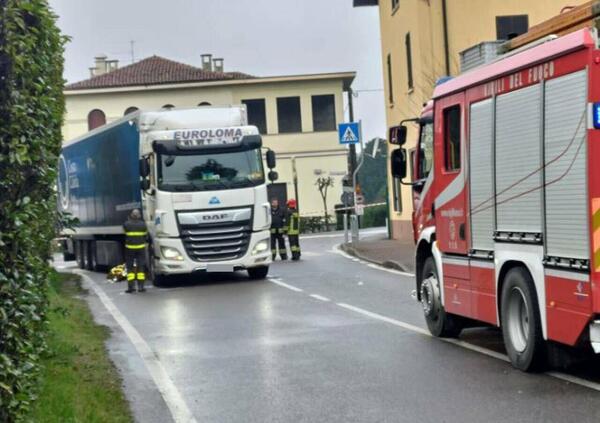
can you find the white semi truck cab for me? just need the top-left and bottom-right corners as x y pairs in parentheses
(59, 106), (274, 282)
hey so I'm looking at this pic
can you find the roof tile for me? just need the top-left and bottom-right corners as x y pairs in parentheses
(65, 55), (253, 90)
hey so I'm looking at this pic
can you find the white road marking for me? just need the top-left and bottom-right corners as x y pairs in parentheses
(331, 245), (415, 277)
(336, 303), (429, 335)
(309, 294), (331, 302)
(268, 278), (304, 292)
(336, 302), (600, 392)
(302, 228), (387, 240)
(75, 271), (198, 423)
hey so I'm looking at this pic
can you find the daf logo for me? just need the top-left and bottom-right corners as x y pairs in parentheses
(202, 213), (228, 222)
(209, 196), (221, 205)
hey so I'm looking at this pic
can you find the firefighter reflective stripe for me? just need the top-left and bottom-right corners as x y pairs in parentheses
(125, 231), (147, 236)
(126, 244), (146, 249)
(127, 273), (135, 281)
(136, 272), (145, 280)
(593, 198), (600, 271)
(271, 228), (286, 234)
(291, 246), (301, 252)
(288, 212), (300, 235)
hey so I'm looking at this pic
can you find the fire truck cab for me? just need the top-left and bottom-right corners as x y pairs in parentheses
(391, 28), (600, 371)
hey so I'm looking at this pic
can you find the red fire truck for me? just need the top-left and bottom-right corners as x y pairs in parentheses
(391, 27), (600, 371)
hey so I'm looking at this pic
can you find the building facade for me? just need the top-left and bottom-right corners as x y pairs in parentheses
(63, 55), (355, 218)
(355, 0), (587, 240)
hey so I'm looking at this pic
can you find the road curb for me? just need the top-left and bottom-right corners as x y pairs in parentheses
(340, 243), (411, 273)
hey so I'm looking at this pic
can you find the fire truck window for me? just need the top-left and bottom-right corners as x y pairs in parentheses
(418, 122), (433, 179)
(444, 106), (461, 171)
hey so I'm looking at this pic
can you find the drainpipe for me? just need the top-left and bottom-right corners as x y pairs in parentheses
(442, 0), (451, 75)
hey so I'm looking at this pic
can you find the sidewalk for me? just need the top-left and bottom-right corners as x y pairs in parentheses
(341, 234), (416, 273)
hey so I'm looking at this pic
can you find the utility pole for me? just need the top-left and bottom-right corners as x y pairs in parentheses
(347, 88), (357, 177)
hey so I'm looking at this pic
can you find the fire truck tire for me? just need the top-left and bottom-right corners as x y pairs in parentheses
(420, 257), (462, 338)
(500, 266), (546, 372)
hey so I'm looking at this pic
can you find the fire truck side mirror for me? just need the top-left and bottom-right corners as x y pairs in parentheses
(390, 148), (407, 180)
(266, 150), (276, 169)
(389, 125), (408, 146)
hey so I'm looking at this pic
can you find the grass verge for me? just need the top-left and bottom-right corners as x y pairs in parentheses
(30, 272), (133, 423)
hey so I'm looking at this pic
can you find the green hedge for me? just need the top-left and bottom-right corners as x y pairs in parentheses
(360, 204), (387, 229)
(0, 1), (66, 421)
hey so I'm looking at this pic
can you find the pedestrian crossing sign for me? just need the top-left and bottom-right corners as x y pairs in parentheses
(338, 122), (361, 145)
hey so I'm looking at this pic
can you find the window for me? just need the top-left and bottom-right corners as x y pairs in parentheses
(311, 94), (336, 131)
(417, 121), (434, 179)
(405, 32), (414, 90)
(277, 96), (302, 133)
(198, 102), (211, 106)
(87, 109), (106, 131)
(162, 104), (175, 110)
(124, 106), (138, 116)
(386, 54), (394, 104)
(496, 15), (529, 40)
(444, 106), (461, 171)
(242, 99), (267, 134)
(392, 177), (402, 212)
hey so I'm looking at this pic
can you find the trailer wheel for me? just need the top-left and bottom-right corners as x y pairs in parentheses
(500, 266), (546, 372)
(90, 241), (100, 271)
(75, 241), (85, 269)
(248, 266), (269, 280)
(420, 257), (462, 338)
(83, 241), (92, 270)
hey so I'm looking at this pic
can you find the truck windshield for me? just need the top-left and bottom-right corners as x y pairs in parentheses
(157, 148), (265, 192)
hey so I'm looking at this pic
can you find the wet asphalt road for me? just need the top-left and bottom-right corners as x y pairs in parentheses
(58, 229), (600, 423)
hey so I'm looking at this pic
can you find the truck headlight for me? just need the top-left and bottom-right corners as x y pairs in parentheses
(161, 247), (184, 261)
(252, 240), (269, 255)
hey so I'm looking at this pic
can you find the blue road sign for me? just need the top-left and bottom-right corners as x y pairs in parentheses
(338, 122), (361, 145)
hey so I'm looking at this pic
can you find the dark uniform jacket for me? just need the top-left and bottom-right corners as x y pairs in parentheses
(123, 219), (148, 249)
(271, 206), (287, 232)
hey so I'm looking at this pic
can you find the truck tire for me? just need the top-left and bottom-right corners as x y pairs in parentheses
(83, 241), (92, 270)
(90, 241), (100, 271)
(420, 257), (462, 338)
(62, 251), (76, 262)
(500, 266), (546, 372)
(75, 241), (85, 269)
(248, 266), (269, 280)
(148, 255), (167, 287)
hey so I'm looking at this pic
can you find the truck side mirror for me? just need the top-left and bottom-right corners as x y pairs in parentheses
(390, 148), (407, 179)
(389, 125), (408, 146)
(268, 170), (278, 183)
(139, 158), (150, 177)
(266, 150), (276, 169)
(141, 179), (150, 191)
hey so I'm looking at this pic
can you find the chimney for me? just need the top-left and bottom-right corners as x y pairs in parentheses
(90, 55), (118, 77)
(213, 58), (224, 73)
(201, 54), (213, 71)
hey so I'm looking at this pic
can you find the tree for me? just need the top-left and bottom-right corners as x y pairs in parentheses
(315, 176), (334, 231)
(357, 138), (388, 204)
(0, 1), (67, 420)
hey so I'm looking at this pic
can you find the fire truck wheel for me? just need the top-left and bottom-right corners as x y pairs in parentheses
(500, 266), (546, 372)
(420, 257), (462, 338)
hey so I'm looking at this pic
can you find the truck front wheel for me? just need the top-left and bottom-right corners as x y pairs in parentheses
(420, 257), (462, 338)
(248, 266), (269, 280)
(500, 267), (546, 372)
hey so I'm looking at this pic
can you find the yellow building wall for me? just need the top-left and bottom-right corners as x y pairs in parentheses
(377, 0), (588, 240)
(63, 78), (349, 217)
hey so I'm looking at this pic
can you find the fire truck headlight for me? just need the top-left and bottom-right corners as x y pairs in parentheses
(252, 239), (269, 255)
(161, 247), (184, 261)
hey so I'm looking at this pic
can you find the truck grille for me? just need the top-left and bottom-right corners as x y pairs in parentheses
(180, 221), (252, 262)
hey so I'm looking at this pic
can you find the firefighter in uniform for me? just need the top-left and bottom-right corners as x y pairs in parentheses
(270, 198), (288, 260)
(123, 209), (148, 293)
(286, 199), (301, 260)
